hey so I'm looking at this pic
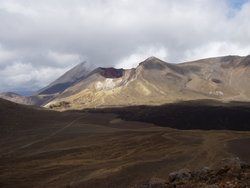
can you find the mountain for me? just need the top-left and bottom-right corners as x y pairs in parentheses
(1, 55), (250, 109)
(0, 92), (21, 101)
(37, 62), (89, 95)
(45, 55), (250, 110)
(0, 92), (27, 104)
(0, 92), (53, 106)
(0, 62), (91, 106)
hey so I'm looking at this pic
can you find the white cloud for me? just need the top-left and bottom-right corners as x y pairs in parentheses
(0, 45), (17, 64)
(183, 42), (250, 62)
(47, 51), (85, 66)
(115, 46), (168, 69)
(0, 62), (69, 92)
(0, 1), (38, 16)
(0, 0), (250, 93)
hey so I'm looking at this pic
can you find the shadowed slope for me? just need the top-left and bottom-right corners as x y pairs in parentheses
(83, 100), (250, 131)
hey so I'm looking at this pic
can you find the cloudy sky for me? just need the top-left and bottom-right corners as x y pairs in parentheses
(0, 0), (250, 94)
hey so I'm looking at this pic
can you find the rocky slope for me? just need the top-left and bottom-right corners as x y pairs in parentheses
(45, 55), (250, 110)
(135, 158), (250, 188)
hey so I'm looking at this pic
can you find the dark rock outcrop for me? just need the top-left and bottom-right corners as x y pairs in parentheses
(134, 158), (250, 188)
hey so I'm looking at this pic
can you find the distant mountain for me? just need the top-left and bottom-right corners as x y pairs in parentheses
(0, 92), (21, 99)
(0, 62), (92, 106)
(37, 62), (89, 95)
(0, 92), (54, 106)
(44, 55), (250, 110)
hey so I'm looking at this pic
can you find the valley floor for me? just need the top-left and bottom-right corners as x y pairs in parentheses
(0, 111), (250, 188)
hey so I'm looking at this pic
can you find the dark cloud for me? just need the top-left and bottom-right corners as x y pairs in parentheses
(0, 0), (250, 93)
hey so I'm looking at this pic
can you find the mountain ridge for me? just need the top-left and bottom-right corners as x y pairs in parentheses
(1, 55), (250, 110)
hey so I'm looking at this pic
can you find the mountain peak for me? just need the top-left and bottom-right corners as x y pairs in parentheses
(37, 61), (91, 95)
(145, 56), (159, 61)
(138, 56), (167, 70)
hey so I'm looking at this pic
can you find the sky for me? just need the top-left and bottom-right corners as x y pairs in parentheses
(0, 0), (250, 94)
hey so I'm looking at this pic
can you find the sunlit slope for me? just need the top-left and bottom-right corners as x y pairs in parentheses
(45, 56), (250, 110)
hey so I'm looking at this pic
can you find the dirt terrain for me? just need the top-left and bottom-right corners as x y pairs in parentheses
(227, 138), (250, 163)
(0, 99), (250, 188)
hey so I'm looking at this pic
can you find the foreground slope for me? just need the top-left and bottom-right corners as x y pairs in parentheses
(46, 55), (250, 110)
(0, 98), (81, 134)
(1, 98), (250, 187)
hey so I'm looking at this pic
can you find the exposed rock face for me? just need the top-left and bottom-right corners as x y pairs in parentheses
(98, 67), (124, 78)
(134, 158), (250, 188)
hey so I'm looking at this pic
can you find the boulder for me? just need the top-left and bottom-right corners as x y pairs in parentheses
(169, 168), (191, 182)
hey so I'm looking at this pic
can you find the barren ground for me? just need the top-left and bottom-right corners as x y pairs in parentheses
(0, 100), (250, 188)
